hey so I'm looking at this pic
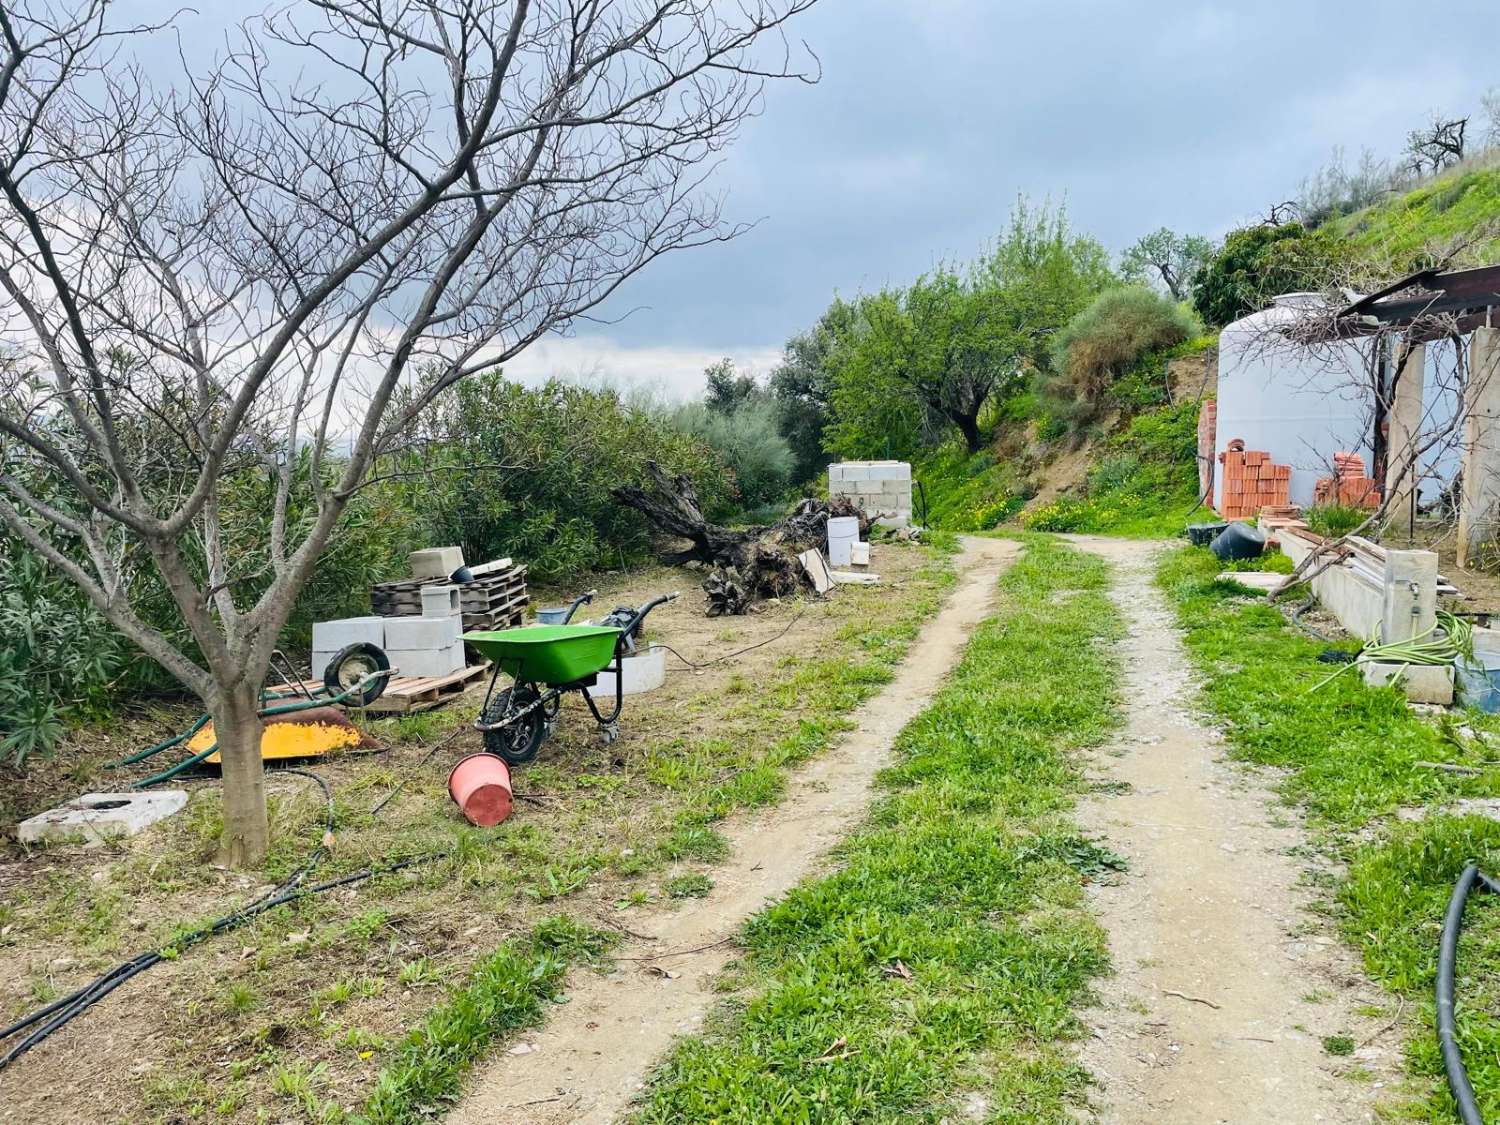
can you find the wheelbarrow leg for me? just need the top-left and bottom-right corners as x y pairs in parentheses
(580, 650), (626, 743)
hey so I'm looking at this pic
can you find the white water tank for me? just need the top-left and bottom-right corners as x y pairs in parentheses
(1215, 294), (1373, 510)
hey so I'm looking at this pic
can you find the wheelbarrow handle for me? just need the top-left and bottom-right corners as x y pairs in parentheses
(563, 589), (598, 624)
(624, 591), (679, 635)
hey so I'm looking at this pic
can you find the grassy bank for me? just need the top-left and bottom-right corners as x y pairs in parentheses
(633, 537), (1123, 1123)
(1158, 545), (1500, 1120)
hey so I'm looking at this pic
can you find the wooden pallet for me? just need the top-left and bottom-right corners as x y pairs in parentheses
(356, 663), (492, 714)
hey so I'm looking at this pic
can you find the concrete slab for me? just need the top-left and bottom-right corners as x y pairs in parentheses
(588, 645), (666, 699)
(409, 546), (464, 579)
(383, 614), (462, 649)
(387, 642), (465, 679)
(18, 791), (188, 846)
(1361, 660), (1454, 705)
(797, 549), (834, 594)
(311, 616), (386, 651)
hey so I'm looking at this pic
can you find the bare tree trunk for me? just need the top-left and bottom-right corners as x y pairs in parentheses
(213, 683), (268, 868)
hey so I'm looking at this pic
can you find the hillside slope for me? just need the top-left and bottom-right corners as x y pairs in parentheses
(1326, 158), (1500, 270)
(915, 344), (1217, 537)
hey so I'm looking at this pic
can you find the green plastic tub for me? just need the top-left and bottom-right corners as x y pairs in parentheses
(463, 624), (620, 686)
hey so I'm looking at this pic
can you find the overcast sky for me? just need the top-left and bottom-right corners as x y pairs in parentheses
(122, 0), (1499, 397)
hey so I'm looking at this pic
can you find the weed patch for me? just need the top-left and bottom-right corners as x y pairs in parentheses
(633, 537), (1121, 1122)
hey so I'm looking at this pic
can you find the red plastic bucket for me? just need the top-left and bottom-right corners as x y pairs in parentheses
(447, 753), (513, 827)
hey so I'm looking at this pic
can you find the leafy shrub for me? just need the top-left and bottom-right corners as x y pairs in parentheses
(668, 399), (795, 511)
(1044, 287), (1199, 430)
(404, 376), (733, 582)
(1191, 222), (1354, 327)
(0, 541), (130, 763)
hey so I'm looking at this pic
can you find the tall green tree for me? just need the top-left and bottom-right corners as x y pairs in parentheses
(825, 200), (1114, 457)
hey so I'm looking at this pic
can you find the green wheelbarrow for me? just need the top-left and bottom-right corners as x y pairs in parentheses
(466, 591), (677, 765)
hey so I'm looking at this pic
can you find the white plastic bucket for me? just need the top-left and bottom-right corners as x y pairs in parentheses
(827, 516), (859, 567)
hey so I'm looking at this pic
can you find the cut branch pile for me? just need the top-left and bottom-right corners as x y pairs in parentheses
(612, 461), (871, 615)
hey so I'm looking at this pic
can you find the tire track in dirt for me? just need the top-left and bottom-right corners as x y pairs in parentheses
(445, 536), (1018, 1125)
(1067, 535), (1399, 1125)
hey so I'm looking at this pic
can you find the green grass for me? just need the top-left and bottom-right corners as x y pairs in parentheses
(1158, 544), (1500, 1119)
(363, 916), (613, 1124)
(632, 537), (1122, 1123)
(1328, 159), (1500, 271)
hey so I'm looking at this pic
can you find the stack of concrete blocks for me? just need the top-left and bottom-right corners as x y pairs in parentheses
(311, 584), (466, 682)
(384, 583), (465, 679)
(827, 461), (913, 527)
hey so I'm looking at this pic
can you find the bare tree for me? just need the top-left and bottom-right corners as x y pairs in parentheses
(0, 0), (819, 866)
(1403, 113), (1468, 177)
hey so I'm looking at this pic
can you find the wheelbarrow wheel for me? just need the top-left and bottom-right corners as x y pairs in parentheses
(324, 643), (390, 706)
(482, 683), (546, 765)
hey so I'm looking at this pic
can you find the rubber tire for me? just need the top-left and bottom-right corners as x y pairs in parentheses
(324, 643), (390, 706)
(482, 683), (546, 765)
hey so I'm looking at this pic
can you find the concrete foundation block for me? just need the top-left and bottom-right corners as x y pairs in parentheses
(409, 546), (464, 579)
(311, 616), (386, 651)
(383, 614), (461, 650)
(1361, 660), (1454, 705)
(18, 791), (188, 846)
(387, 642), (464, 679)
(869, 463), (910, 481)
(588, 645), (666, 699)
(420, 584), (461, 619)
(854, 479), (883, 495)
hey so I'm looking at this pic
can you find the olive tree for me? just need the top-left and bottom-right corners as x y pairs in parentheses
(0, 0), (818, 866)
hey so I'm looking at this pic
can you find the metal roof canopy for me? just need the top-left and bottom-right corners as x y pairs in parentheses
(1334, 264), (1500, 338)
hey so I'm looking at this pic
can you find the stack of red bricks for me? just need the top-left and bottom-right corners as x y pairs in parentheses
(1312, 451), (1380, 509)
(1196, 400), (1217, 500)
(1217, 439), (1293, 520)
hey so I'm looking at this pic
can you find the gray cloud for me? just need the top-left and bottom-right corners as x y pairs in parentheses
(110, 0), (1500, 392)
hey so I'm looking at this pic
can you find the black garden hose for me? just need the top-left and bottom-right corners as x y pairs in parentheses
(0, 768), (341, 1071)
(1438, 864), (1500, 1125)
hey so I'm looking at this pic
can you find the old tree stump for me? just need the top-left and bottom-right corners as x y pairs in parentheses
(611, 462), (871, 615)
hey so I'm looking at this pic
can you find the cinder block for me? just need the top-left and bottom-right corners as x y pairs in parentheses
(311, 650), (339, 681)
(827, 465), (847, 483)
(1361, 660), (1454, 705)
(387, 642), (465, 679)
(383, 615), (462, 650)
(855, 479), (882, 495)
(420, 584), (461, 618)
(18, 791), (188, 845)
(869, 463), (910, 481)
(312, 616), (386, 651)
(409, 546), (464, 579)
(840, 464), (871, 482)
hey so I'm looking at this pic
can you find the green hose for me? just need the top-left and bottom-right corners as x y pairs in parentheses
(1310, 611), (1471, 693)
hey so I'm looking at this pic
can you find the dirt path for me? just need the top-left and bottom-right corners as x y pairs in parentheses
(447, 536), (1019, 1125)
(1067, 535), (1397, 1124)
